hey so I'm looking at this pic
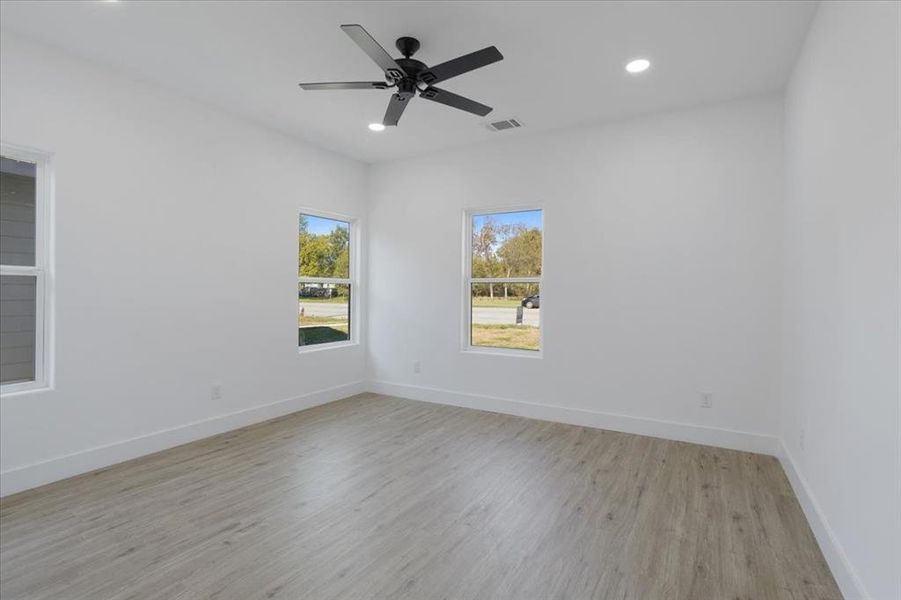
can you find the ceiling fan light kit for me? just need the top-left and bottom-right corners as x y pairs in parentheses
(299, 24), (504, 128)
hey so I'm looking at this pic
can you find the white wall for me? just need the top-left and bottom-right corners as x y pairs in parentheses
(782, 2), (901, 599)
(368, 95), (784, 451)
(0, 34), (368, 496)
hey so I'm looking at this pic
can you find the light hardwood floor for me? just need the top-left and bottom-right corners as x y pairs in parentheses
(0, 394), (841, 599)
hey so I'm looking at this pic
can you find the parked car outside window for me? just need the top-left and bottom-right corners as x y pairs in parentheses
(522, 294), (540, 309)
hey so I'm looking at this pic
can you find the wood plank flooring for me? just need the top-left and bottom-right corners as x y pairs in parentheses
(0, 394), (841, 599)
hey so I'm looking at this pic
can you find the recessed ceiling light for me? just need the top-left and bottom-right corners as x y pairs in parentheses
(625, 58), (651, 74)
(368, 123), (385, 132)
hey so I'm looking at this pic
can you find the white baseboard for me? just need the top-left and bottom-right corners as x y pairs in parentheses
(368, 380), (779, 455)
(0, 380), (366, 498)
(777, 441), (870, 600)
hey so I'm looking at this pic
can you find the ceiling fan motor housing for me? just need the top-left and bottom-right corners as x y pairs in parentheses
(395, 57), (427, 82)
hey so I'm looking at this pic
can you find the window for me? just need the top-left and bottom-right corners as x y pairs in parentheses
(298, 212), (355, 349)
(1, 144), (51, 393)
(465, 208), (542, 354)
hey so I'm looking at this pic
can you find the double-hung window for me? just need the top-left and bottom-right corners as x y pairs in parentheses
(298, 212), (356, 349)
(464, 208), (543, 354)
(1, 144), (52, 393)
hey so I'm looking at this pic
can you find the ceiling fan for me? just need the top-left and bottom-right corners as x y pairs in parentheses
(299, 24), (503, 127)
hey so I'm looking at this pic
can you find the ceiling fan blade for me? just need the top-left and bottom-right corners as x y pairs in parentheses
(418, 46), (503, 85)
(340, 24), (405, 81)
(383, 93), (411, 126)
(419, 86), (492, 116)
(299, 81), (390, 90)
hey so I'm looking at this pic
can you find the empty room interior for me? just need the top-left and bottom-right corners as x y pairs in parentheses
(0, 1), (898, 599)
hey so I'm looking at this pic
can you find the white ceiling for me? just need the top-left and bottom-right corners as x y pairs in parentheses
(0, 1), (817, 163)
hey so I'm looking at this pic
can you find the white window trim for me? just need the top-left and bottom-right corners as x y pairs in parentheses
(1, 142), (54, 396)
(297, 208), (360, 353)
(462, 207), (544, 358)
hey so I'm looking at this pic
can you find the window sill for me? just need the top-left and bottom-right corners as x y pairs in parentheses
(1, 381), (51, 398)
(297, 341), (359, 354)
(461, 347), (543, 359)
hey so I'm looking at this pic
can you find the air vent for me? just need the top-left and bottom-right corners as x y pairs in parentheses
(485, 118), (523, 132)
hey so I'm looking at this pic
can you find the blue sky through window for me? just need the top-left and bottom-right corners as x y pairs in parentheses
(473, 209), (542, 234)
(301, 214), (349, 236)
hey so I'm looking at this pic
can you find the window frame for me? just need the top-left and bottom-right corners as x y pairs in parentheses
(0, 142), (54, 396)
(297, 208), (359, 353)
(462, 206), (544, 358)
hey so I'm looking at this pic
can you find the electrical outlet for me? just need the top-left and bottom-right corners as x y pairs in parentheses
(799, 428), (805, 451)
(413, 361), (421, 374)
(700, 392), (713, 408)
(211, 383), (222, 400)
